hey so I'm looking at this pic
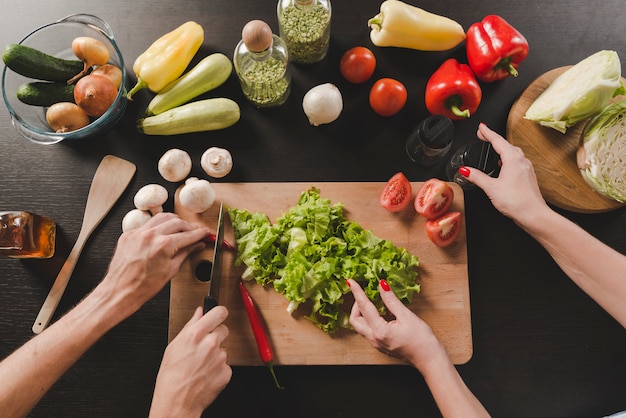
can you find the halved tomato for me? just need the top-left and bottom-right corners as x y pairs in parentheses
(414, 179), (454, 219)
(425, 211), (462, 247)
(380, 172), (412, 212)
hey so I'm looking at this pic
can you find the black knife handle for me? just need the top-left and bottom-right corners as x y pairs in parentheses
(203, 295), (218, 314)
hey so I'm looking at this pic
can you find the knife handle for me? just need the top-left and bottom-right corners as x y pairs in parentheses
(203, 295), (218, 314)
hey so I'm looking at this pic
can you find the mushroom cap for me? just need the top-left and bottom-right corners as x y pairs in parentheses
(121, 209), (152, 232)
(158, 148), (192, 182)
(179, 178), (216, 214)
(201, 147), (233, 178)
(134, 184), (169, 212)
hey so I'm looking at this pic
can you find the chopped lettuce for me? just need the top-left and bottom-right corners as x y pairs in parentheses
(578, 98), (626, 202)
(228, 187), (420, 334)
(524, 50), (626, 133)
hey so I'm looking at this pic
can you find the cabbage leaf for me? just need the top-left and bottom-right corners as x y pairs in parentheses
(228, 188), (420, 334)
(524, 50), (626, 133)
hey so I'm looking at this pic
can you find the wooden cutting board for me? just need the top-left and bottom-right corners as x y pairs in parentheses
(168, 182), (472, 365)
(507, 66), (625, 213)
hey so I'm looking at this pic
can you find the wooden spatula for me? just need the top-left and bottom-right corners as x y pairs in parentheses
(32, 155), (136, 334)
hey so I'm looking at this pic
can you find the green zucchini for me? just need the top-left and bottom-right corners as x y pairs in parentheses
(16, 81), (75, 106)
(2, 43), (84, 82)
(137, 97), (240, 135)
(145, 53), (233, 116)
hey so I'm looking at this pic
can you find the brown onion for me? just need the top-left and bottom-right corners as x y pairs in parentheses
(46, 102), (90, 133)
(68, 36), (110, 84)
(74, 74), (118, 117)
(91, 64), (123, 89)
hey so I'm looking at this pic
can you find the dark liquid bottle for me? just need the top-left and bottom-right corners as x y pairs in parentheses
(0, 211), (56, 258)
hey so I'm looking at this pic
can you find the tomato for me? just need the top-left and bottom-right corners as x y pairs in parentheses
(414, 179), (454, 219)
(425, 211), (462, 247)
(340, 46), (376, 84)
(380, 172), (412, 212)
(369, 78), (407, 117)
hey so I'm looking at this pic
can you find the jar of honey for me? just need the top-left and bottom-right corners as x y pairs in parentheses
(0, 211), (56, 258)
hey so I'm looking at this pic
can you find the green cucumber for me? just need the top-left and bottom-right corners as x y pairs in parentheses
(16, 82), (75, 106)
(137, 98), (240, 135)
(2, 43), (84, 82)
(145, 53), (233, 116)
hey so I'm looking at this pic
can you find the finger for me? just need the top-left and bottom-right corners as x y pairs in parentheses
(477, 123), (523, 165)
(347, 279), (387, 327)
(197, 306), (229, 333)
(461, 165), (497, 191)
(378, 280), (412, 319)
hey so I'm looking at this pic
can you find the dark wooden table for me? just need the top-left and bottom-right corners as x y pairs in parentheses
(2, 1), (625, 417)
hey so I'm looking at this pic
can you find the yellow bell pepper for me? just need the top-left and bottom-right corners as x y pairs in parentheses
(368, 0), (465, 51)
(127, 21), (204, 100)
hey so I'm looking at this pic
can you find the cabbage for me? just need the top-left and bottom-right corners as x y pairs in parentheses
(578, 98), (626, 202)
(524, 50), (626, 133)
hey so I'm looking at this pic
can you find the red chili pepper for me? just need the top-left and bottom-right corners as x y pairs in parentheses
(204, 233), (236, 251)
(425, 58), (482, 121)
(466, 15), (529, 82)
(237, 279), (283, 389)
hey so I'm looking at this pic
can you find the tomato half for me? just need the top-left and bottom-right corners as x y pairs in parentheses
(380, 172), (412, 212)
(369, 78), (407, 117)
(414, 179), (454, 220)
(340, 46), (376, 84)
(425, 211), (462, 247)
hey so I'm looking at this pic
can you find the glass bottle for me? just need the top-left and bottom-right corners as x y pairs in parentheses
(277, 0), (331, 64)
(446, 141), (500, 190)
(234, 20), (291, 108)
(0, 211), (56, 258)
(405, 115), (455, 166)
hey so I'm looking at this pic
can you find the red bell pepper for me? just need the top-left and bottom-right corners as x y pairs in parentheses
(425, 58), (482, 120)
(466, 15), (529, 82)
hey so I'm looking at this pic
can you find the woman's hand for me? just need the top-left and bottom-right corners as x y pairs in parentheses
(150, 306), (232, 417)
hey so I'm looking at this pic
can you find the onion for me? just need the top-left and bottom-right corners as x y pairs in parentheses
(91, 64), (123, 89)
(302, 83), (343, 126)
(46, 102), (90, 133)
(74, 74), (118, 117)
(68, 36), (111, 84)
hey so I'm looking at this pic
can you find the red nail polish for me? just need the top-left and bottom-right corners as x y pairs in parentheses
(345, 279), (351, 287)
(458, 166), (471, 177)
(380, 279), (391, 292)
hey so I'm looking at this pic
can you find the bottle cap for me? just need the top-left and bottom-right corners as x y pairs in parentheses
(464, 141), (499, 174)
(418, 115), (454, 150)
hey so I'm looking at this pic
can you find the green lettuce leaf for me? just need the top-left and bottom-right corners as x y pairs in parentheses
(228, 187), (420, 334)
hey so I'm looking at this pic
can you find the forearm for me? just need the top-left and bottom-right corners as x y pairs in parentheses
(419, 350), (490, 418)
(519, 208), (626, 327)
(0, 284), (127, 417)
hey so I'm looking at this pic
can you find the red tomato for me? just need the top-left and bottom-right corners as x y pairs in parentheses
(340, 46), (376, 84)
(380, 172), (412, 212)
(369, 78), (407, 117)
(414, 179), (454, 219)
(425, 211), (462, 247)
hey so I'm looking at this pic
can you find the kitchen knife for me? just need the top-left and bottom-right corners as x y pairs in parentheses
(203, 201), (225, 313)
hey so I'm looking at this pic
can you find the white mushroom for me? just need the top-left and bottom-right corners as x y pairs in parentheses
(178, 177), (216, 214)
(134, 184), (168, 215)
(201, 147), (233, 178)
(158, 148), (192, 182)
(121, 209), (152, 232)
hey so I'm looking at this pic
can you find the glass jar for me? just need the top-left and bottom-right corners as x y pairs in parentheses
(234, 20), (291, 108)
(277, 0), (331, 64)
(0, 211), (56, 258)
(446, 141), (499, 189)
(405, 115), (454, 166)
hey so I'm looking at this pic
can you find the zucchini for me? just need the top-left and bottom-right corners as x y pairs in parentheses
(145, 53), (233, 116)
(2, 43), (83, 82)
(16, 82), (75, 106)
(137, 97), (240, 135)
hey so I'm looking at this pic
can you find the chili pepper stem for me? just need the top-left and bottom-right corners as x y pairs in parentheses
(266, 361), (284, 389)
(127, 77), (148, 100)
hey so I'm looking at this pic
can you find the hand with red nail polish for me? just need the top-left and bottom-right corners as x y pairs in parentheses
(346, 279), (489, 417)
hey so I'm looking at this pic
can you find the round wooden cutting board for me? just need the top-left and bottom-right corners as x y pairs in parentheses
(506, 66), (625, 213)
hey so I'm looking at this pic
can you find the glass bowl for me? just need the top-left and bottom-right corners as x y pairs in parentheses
(2, 14), (127, 145)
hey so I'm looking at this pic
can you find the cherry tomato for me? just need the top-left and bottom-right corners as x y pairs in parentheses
(425, 211), (462, 247)
(340, 46), (376, 84)
(369, 78), (407, 117)
(380, 172), (412, 212)
(414, 179), (454, 219)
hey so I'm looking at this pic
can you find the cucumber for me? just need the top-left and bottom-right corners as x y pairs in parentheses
(145, 53), (233, 116)
(16, 82), (75, 106)
(2, 43), (84, 82)
(137, 98), (240, 135)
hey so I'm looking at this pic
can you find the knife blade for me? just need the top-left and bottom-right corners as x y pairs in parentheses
(203, 201), (225, 313)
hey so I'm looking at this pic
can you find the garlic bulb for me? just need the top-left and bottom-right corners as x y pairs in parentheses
(302, 83), (343, 126)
